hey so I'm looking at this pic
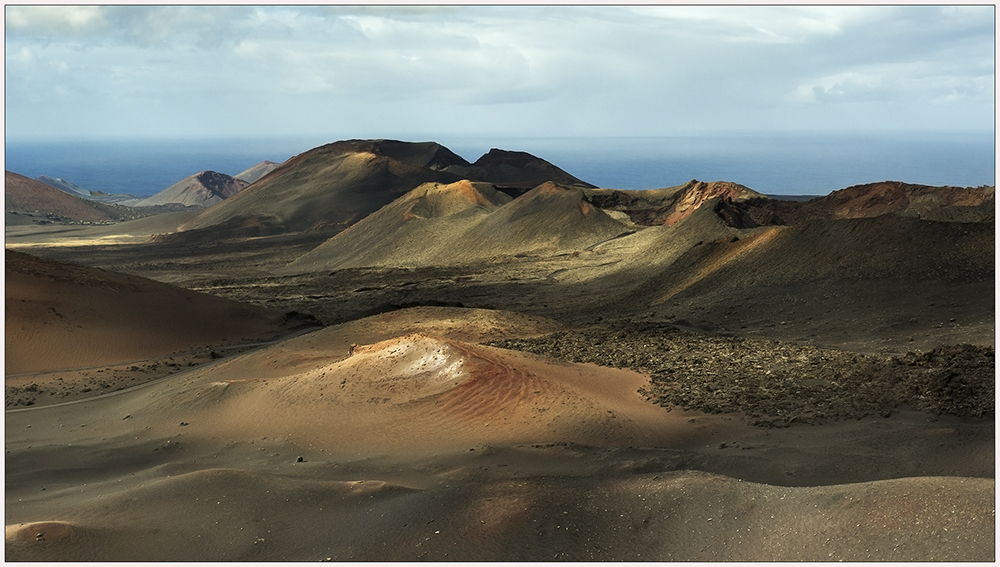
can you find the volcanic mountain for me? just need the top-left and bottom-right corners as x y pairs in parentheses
(136, 171), (249, 208)
(235, 160), (282, 185)
(575, 181), (996, 351)
(282, 181), (629, 273)
(447, 148), (596, 192)
(172, 139), (595, 239)
(272, 171), (994, 353)
(800, 180), (995, 222)
(280, 179), (510, 272)
(282, 176), (771, 279)
(5, 171), (121, 225)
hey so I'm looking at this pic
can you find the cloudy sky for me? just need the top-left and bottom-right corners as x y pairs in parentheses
(5, 4), (995, 142)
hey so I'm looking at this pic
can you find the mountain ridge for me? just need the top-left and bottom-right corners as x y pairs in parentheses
(171, 139), (596, 240)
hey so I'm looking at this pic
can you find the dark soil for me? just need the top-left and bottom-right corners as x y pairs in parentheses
(486, 323), (994, 426)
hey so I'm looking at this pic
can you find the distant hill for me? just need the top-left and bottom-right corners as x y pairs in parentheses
(802, 181), (994, 223)
(704, 181), (995, 228)
(278, 172), (995, 343)
(34, 175), (93, 198)
(174, 139), (596, 240)
(172, 141), (464, 239)
(5, 171), (122, 225)
(135, 171), (249, 208)
(584, 180), (767, 226)
(236, 160), (282, 185)
(583, 180), (994, 229)
(34, 175), (142, 205)
(445, 148), (596, 193)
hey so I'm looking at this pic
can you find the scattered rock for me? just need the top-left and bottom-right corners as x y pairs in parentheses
(487, 325), (994, 425)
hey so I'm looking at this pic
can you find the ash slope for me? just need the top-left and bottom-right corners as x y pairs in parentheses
(6, 138), (992, 354)
(5, 307), (994, 561)
(282, 180), (629, 273)
(269, 172), (993, 353)
(5, 250), (299, 375)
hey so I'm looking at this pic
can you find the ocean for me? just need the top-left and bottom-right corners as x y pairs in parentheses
(4, 131), (994, 198)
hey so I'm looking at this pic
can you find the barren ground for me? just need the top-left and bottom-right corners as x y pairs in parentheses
(5, 227), (995, 562)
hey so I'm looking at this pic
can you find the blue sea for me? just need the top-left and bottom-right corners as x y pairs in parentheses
(4, 131), (994, 197)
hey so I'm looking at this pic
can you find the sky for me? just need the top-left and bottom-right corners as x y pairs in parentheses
(4, 4), (996, 142)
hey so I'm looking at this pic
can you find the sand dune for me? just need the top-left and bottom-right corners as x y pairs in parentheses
(75, 306), (662, 452)
(109, 332), (698, 453)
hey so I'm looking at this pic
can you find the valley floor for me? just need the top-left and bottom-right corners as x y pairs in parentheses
(5, 230), (995, 561)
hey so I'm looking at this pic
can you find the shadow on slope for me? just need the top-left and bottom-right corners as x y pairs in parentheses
(5, 306), (994, 562)
(4, 250), (298, 375)
(172, 140), (597, 242)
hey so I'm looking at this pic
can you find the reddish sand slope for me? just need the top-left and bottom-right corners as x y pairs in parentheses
(65, 317), (691, 453)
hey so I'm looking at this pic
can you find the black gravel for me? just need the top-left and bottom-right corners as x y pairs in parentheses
(485, 324), (994, 426)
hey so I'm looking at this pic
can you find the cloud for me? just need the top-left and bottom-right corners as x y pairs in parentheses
(4, 5), (994, 140)
(6, 5), (109, 35)
(625, 6), (891, 44)
(793, 64), (994, 107)
(795, 73), (895, 104)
